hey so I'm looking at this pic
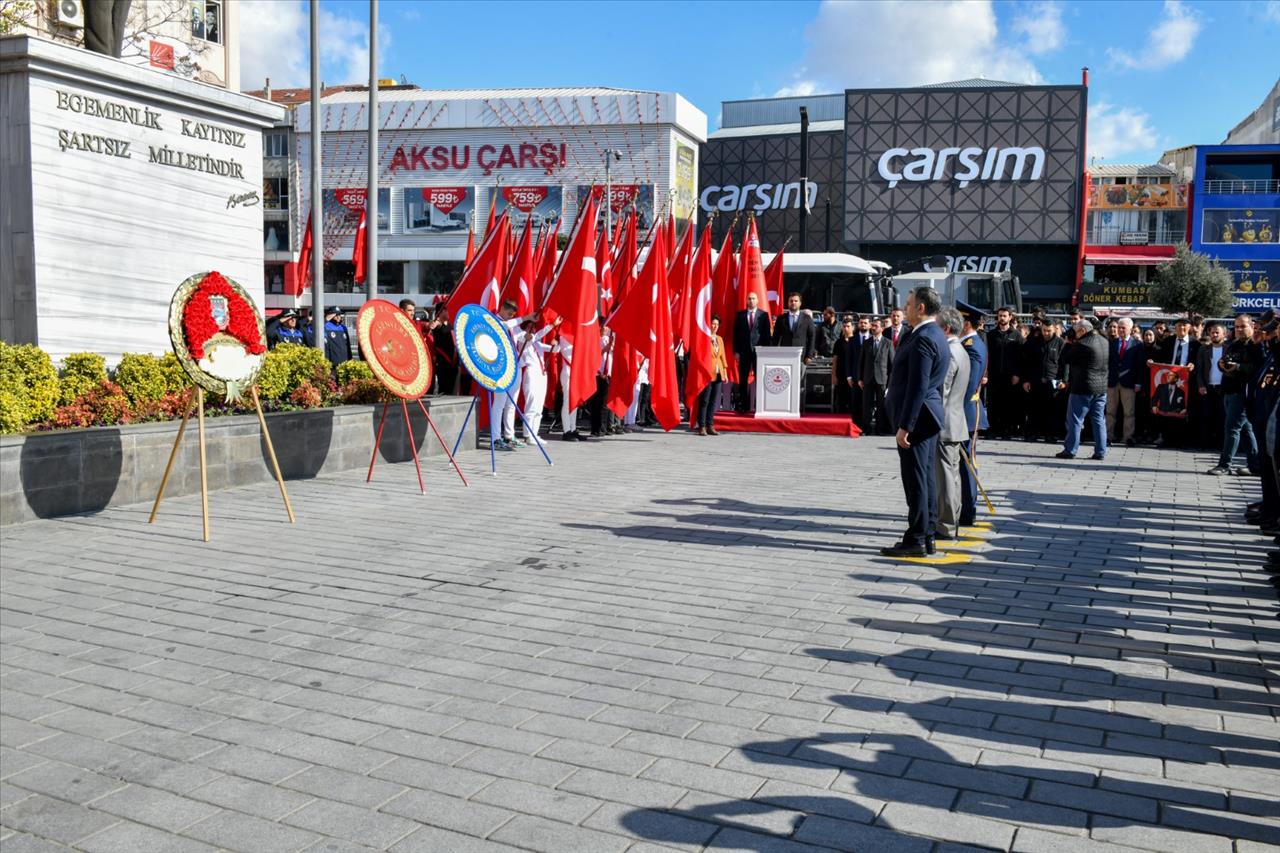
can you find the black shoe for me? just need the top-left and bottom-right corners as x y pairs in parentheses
(1055, 451), (1075, 460)
(958, 517), (975, 528)
(1248, 501), (1264, 511)
(562, 432), (579, 442)
(1091, 454), (1106, 460)
(576, 431), (594, 442)
(1267, 551), (1280, 562)
(880, 542), (927, 558)
(1125, 438), (1136, 448)
(926, 540), (937, 555)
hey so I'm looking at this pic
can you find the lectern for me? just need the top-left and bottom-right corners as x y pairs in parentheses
(754, 346), (804, 419)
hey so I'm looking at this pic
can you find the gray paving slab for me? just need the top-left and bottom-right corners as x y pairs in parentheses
(2, 433), (1278, 852)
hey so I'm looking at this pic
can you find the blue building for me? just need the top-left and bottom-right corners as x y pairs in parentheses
(1188, 144), (1280, 312)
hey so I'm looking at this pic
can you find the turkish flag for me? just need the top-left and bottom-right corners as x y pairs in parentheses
(612, 211), (638, 306)
(606, 222), (680, 430)
(736, 216), (769, 312)
(533, 221), (559, 315)
(763, 244), (786, 316)
(684, 225), (716, 420)
(352, 208), (368, 284)
(543, 194), (600, 411)
(500, 217), (535, 314)
(711, 229), (739, 383)
(464, 227), (476, 267)
(296, 211), (314, 290)
(596, 229), (615, 319)
(666, 218), (695, 346)
(445, 211), (509, 318)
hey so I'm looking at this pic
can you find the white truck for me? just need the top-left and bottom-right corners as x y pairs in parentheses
(887, 269), (1023, 315)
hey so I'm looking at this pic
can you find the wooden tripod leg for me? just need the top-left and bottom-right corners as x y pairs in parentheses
(402, 399), (425, 494)
(252, 386), (295, 523)
(367, 400), (390, 482)
(197, 387), (210, 542)
(148, 392), (196, 523)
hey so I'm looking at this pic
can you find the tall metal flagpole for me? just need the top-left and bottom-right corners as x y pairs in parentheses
(365, 0), (378, 300)
(309, 0), (324, 351)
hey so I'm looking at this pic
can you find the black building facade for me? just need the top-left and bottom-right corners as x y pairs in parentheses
(698, 129), (844, 253)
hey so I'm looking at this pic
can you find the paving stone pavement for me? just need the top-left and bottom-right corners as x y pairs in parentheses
(2, 429), (1278, 853)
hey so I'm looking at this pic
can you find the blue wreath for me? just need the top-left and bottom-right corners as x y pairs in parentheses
(454, 304), (517, 393)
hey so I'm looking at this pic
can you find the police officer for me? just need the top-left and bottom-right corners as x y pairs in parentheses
(956, 301), (989, 528)
(268, 309), (305, 349)
(306, 306), (352, 367)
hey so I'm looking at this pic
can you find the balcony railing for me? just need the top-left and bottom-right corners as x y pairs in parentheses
(1203, 179), (1280, 195)
(1086, 227), (1182, 246)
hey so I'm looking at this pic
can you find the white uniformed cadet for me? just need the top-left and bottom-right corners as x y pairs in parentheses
(516, 316), (557, 442)
(489, 300), (525, 451)
(625, 358), (649, 432)
(553, 335), (581, 441)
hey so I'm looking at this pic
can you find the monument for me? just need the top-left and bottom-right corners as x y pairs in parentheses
(0, 35), (283, 362)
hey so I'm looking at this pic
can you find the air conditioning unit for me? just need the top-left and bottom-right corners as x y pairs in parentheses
(54, 0), (84, 28)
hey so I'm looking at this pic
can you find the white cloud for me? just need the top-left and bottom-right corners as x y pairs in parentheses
(1106, 0), (1201, 69)
(1263, 0), (1280, 23)
(239, 0), (390, 91)
(783, 0), (1043, 91)
(1087, 101), (1160, 161)
(1012, 1), (1065, 55)
(773, 80), (819, 98)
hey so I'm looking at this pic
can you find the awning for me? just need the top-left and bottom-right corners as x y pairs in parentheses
(1085, 254), (1167, 266)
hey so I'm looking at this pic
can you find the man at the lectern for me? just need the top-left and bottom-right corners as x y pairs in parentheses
(772, 293), (816, 363)
(733, 292), (771, 413)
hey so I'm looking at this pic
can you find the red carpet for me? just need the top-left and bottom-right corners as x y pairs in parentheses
(711, 412), (861, 437)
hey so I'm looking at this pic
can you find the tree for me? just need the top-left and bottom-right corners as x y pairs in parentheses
(1148, 243), (1234, 318)
(0, 0), (35, 35)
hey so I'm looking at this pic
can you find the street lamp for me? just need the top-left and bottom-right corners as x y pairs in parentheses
(603, 148), (621, 236)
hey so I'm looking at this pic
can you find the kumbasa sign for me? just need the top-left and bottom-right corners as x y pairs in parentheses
(845, 84), (1085, 245)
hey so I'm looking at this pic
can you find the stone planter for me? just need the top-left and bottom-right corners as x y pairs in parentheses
(0, 397), (477, 526)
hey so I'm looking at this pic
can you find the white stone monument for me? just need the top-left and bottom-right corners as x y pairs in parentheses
(0, 36), (283, 362)
(754, 346), (803, 419)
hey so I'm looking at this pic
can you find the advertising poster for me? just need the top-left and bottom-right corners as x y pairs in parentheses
(577, 184), (654, 232)
(493, 186), (562, 231)
(322, 187), (390, 232)
(1088, 183), (1187, 210)
(403, 186), (475, 234)
(674, 143), (697, 231)
(1149, 363), (1189, 419)
(1224, 260), (1280, 310)
(1201, 209), (1279, 244)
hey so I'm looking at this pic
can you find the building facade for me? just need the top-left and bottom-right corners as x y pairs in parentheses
(1223, 79), (1280, 147)
(1188, 144), (1280, 312)
(1078, 163), (1189, 310)
(697, 79), (1089, 310)
(9, 0), (241, 90)
(276, 87), (706, 313)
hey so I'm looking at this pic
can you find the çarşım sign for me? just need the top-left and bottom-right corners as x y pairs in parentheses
(876, 146), (1045, 189)
(699, 181), (820, 213)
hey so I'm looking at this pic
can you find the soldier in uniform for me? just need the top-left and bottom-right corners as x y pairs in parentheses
(1249, 313), (1280, 525)
(267, 309), (305, 349)
(305, 306), (352, 367)
(956, 301), (989, 528)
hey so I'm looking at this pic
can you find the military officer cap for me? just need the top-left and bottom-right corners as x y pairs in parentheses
(324, 306), (343, 318)
(956, 300), (986, 325)
(278, 309), (299, 320)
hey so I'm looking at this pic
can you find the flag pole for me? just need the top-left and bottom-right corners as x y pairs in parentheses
(365, 0), (378, 301)
(309, 0), (324, 352)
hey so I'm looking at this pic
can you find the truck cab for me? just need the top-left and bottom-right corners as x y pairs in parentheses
(887, 269), (1022, 315)
(766, 252), (883, 316)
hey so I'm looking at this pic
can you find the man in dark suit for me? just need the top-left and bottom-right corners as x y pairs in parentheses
(733, 292), (770, 413)
(772, 293), (816, 362)
(881, 286), (950, 558)
(956, 301), (989, 527)
(859, 318), (892, 434)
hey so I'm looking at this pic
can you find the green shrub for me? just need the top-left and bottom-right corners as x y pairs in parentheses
(59, 352), (108, 405)
(336, 359), (374, 385)
(158, 352), (190, 392)
(257, 343), (331, 400)
(0, 342), (60, 433)
(339, 377), (393, 404)
(114, 353), (172, 402)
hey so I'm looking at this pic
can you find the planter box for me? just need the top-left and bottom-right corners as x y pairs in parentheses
(0, 397), (477, 526)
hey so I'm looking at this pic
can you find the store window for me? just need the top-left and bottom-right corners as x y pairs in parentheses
(1201, 209), (1279, 244)
(265, 264), (286, 295)
(263, 177), (289, 210)
(191, 1), (222, 44)
(264, 222), (289, 252)
(264, 131), (289, 159)
(418, 261), (465, 295)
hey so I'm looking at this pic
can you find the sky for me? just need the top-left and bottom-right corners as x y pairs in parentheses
(239, 0), (1280, 165)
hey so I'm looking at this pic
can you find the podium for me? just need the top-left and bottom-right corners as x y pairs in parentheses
(754, 346), (804, 419)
